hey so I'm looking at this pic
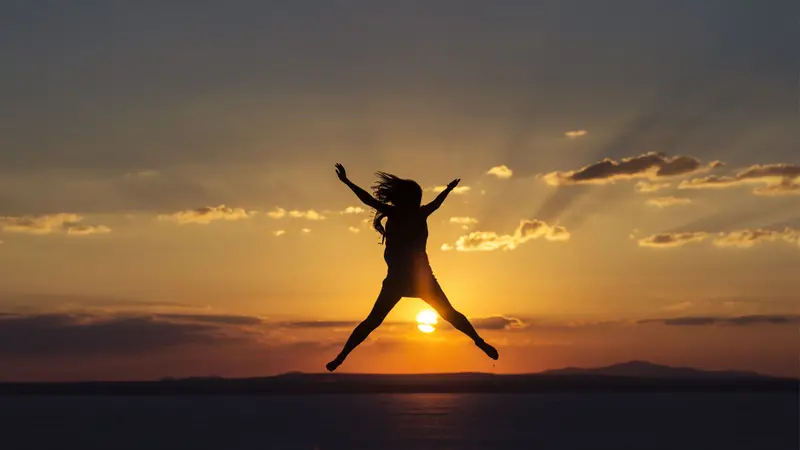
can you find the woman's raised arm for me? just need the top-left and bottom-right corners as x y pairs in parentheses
(422, 178), (460, 216)
(335, 164), (393, 214)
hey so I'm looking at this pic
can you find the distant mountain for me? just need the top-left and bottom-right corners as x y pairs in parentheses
(539, 360), (767, 379)
(269, 360), (769, 380)
(1, 361), (793, 395)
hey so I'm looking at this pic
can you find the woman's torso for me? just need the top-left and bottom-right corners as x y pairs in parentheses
(383, 209), (428, 266)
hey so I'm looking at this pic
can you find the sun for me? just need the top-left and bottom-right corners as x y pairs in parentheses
(416, 309), (438, 333)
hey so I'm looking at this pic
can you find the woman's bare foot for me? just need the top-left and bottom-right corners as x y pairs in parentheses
(476, 339), (499, 360)
(326, 356), (344, 372)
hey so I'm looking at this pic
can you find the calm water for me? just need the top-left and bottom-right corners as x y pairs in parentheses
(1, 393), (796, 450)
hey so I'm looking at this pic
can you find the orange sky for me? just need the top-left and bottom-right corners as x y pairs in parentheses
(0, 1), (798, 380)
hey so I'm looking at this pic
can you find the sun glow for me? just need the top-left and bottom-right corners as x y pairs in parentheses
(416, 309), (438, 333)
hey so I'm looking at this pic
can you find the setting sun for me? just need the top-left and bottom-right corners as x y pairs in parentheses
(416, 309), (438, 333)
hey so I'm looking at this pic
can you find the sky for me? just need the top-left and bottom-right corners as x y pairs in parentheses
(0, 0), (798, 381)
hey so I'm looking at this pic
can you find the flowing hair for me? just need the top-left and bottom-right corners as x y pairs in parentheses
(370, 171), (422, 244)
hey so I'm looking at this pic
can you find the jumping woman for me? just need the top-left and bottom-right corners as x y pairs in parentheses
(326, 163), (499, 372)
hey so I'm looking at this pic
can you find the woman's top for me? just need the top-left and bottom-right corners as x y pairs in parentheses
(382, 209), (429, 268)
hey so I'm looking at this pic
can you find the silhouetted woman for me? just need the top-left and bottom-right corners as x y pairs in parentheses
(326, 164), (499, 371)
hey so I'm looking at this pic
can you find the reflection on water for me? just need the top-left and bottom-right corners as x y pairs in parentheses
(1, 393), (797, 450)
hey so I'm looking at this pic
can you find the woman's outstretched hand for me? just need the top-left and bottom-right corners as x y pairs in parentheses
(447, 178), (460, 190)
(335, 163), (348, 183)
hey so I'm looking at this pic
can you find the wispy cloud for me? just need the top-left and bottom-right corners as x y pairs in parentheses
(431, 186), (471, 194)
(279, 320), (361, 329)
(158, 205), (255, 225)
(442, 219), (569, 252)
(753, 180), (800, 196)
(469, 316), (527, 330)
(0, 310), (795, 368)
(638, 232), (708, 248)
(639, 228), (800, 249)
(645, 196), (692, 208)
(679, 164), (800, 196)
(486, 165), (513, 179)
(0, 214), (111, 236)
(543, 152), (721, 186)
(65, 224), (112, 235)
(713, 228), (799, 248)
(449, 217), (478, 225)
(153, 313), (263, 326)
(564, 130), (587, 139)
(267, 208), (327, 220)
(636, 181), (672, 193)
(0, 214), (81, 234)
(288, 210), (326, 220)
(341, 206), (365, 214)
(0, 293), (197, 312)
(639, 315), (800, 326)
(661, 301), (693, 311)
(0, 313), (238, 357)
(348, 226), (360, 233)
(267, 208), (287, 219)
(273, 230), (286, 236)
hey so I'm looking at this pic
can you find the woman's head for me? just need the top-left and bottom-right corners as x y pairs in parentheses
(370, 172), (422, 243)
(371, 172), (422, 208)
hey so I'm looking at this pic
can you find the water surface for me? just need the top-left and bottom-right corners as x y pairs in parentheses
(2, 393), (796, 449)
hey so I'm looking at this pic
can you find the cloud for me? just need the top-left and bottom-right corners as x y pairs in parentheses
(449, 216), (478, 225)
(288, 209), (326, 220)
(301, 228), (311, 233)
(713, 228), (799, 248)
(638, 232), (708, 248)
(679, 176), (743, 189)
(0, 214), (111, 236)
(348, 226), (360, 233)
(726, 315), (800, 326)
(273, 230), (285, 236)
(0, 213), (81, 234)
(543, 152), (721, 186)
(469, 316), (527, 330)
(5, 310), (794, 360)
(341, 206), (365, 214)
(661, 301), (693, 311)
(564, 130), (587, 139)
(753, 180), (800, 196)
(679, 164), (800, 196)
(636, 181), (672, 193)
(486, 165), (513, 179)
(0, 313), (238, 357)
(645, 196), (692, 208)
(639, 228), (799, 250)
(280, 320), (360, 329)
(153, 313), (262, 326)
(66, 224), (112, 235)
(0, 293), (198, 312)
(267, 207), (286, 219)
(158, 205), (255, 225)
(430, 185), (471, 194)
(639, 315), (800, 327)
(269, 208), (329, 220)
(442, 219), (569, 252)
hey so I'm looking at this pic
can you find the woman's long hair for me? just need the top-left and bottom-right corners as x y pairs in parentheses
(370, 172), (422, 244)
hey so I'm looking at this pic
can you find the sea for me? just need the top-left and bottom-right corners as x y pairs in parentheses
(1, 393), (796, 450)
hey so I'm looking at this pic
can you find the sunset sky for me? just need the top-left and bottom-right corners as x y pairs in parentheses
(1, 1), (798, 381)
